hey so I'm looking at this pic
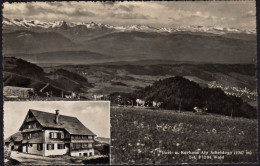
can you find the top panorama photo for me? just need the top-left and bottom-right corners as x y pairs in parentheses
(2, 1), (257, 109)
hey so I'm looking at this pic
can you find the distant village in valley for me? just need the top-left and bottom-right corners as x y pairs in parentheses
(208, 81), (257, 101)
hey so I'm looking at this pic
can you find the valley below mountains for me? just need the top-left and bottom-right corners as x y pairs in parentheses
(2, 17), (257, 64)
(2, 17), (257, 110)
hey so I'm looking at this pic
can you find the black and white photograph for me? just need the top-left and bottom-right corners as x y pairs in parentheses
(4, 101), (110, 165)
(2, 0), (258, 165)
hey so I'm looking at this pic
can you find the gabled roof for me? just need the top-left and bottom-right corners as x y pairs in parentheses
(20, 109), (96, 136)
(5, 132), (23, 143)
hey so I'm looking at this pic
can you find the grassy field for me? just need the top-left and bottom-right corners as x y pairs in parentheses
(110, 106), (258, 164)
(8, 151), (109, 165)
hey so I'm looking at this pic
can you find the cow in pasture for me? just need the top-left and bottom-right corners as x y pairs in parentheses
(96, 95), (104, 100)
(152, 101), (157, 107)
(144, 100), (152, 107)
(92, 94), (104, 100)
(71, 92), (76, 99)
(153, 101), (163, 108)
(65, 95), (72, 99)
(136, 99), (145, 107)
(157, 102), (163, 107)
(194, 106), (208, 114)
(91, 95), (95, 100)
(126, 100), (133, 107)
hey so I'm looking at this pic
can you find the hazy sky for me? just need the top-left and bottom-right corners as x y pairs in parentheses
(3, 1), (256, 30)
(4, 101), (110, 139)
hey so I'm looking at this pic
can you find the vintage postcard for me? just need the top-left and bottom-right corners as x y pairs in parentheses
(2, 1), (258, 165)
(4, 101), (110, 165)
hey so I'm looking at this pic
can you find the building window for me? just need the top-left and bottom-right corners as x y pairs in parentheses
(47, 144), (54, 150)
(29, 144), (33, 147)
(72, 143), (91, 150)
(27, 133), (32, 139)
(50, 132), (57, 139)
(37, 144), (43, 151)
(76, 143), (81, 149)
(79, 153), (82, 156)
(58, 144), (65, 149)
(82, 143), (88, 148)
(50, 132), (63, 139)
(73, 143), (83, 149)
(24, 133), (32, 140)
(89, 152), (92, 156)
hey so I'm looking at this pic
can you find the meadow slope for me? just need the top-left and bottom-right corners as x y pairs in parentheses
(110, 107), (257, 164)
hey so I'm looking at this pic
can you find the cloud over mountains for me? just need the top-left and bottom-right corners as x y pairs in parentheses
(3, 1), (256, 30)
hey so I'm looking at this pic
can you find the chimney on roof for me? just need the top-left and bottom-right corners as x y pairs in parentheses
(55, 110), (60, 124)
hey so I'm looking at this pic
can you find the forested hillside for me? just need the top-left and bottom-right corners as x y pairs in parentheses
(111, 76), (256, 119)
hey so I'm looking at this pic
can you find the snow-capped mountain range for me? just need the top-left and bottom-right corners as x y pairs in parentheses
(3, 17), (256, 34)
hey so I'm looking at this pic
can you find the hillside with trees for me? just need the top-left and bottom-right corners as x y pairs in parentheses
(111, 76), (256, 119)
(3, 57), (92, 98)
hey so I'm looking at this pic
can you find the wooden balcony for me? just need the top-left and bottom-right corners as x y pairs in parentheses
(71, 137), (94, 140)
(71, 139), (94, 143)
(71, 147), (93, 151)
(48, 137), (71, 141)
(21, 128), (42, 133)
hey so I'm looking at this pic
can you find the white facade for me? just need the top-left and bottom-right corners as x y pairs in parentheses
(44, 143), (69, 156)
(22, 144), (43, 155)
(44, 130), (65, 142)
(22, 143), (69, 156)
(70, 148), (95, 157)
(43, 129), (69, 156)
